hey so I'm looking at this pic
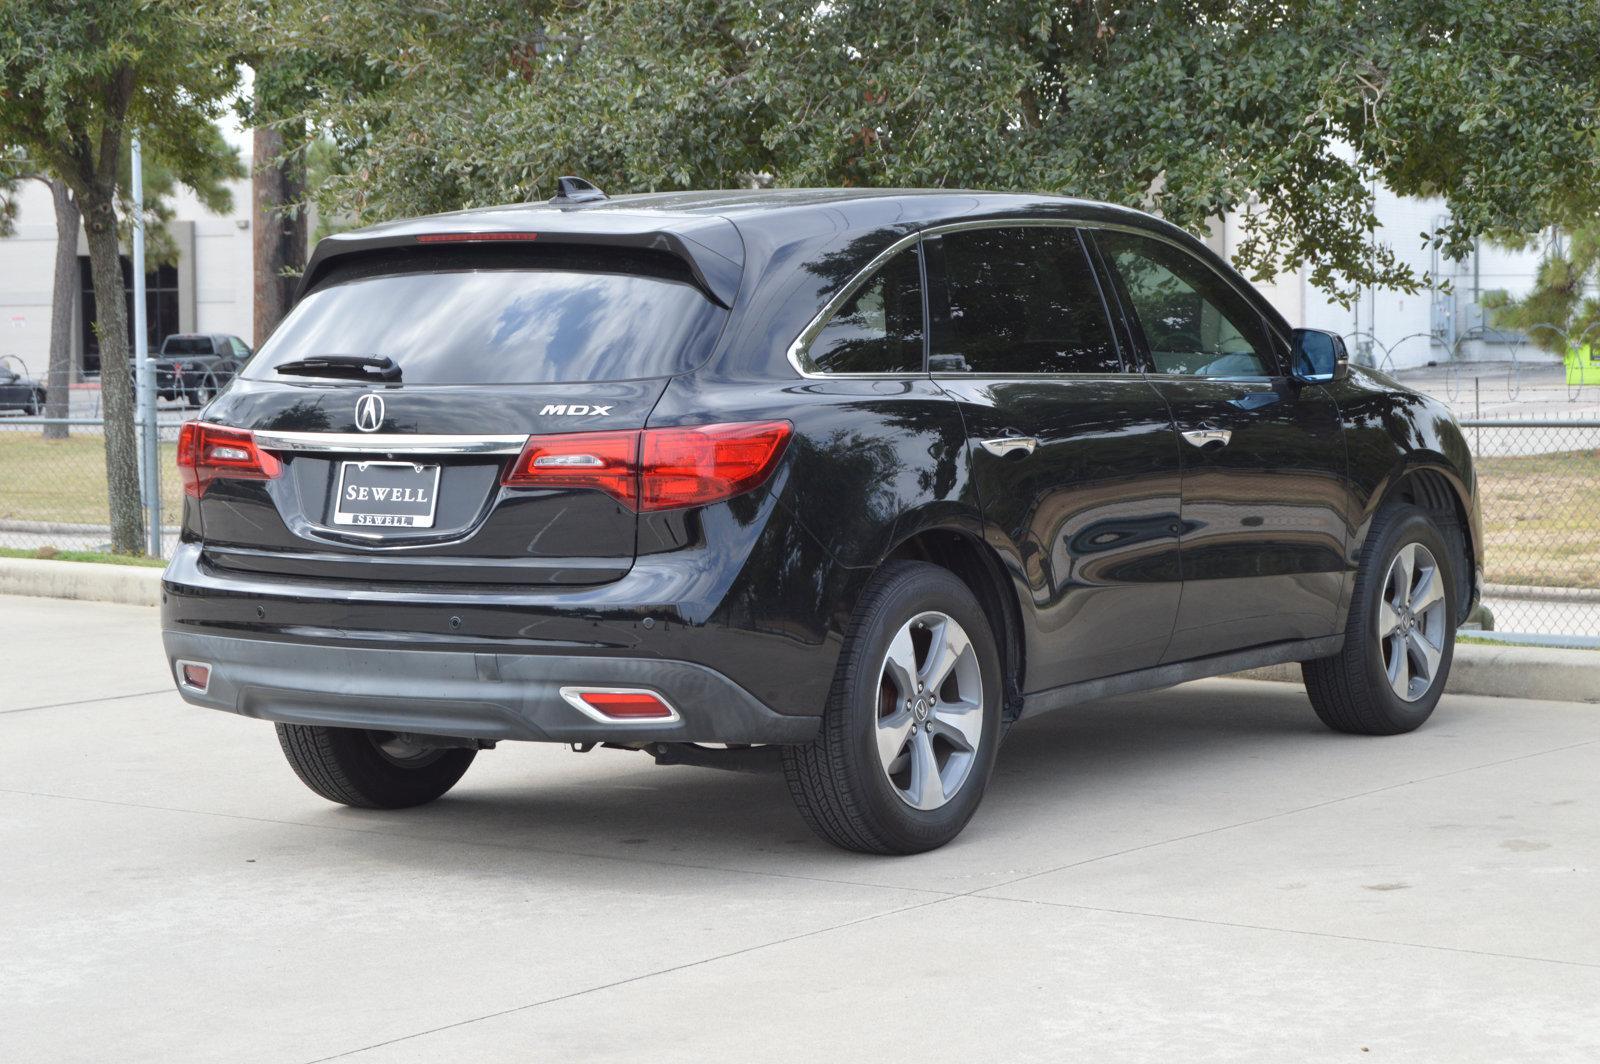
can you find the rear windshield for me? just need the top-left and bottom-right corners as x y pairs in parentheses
(243, 245), (728, 385)
(163, 336), (213, 355)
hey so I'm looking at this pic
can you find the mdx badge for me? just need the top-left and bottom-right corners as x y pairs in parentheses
(354, 393), (385, 432)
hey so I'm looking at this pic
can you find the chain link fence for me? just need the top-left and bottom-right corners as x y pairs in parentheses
(1, 402), (1596, 645)
(0, 417), (182, 558)
(1461, 414), (1600, 646)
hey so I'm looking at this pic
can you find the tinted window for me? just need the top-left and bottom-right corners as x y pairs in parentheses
(806, 246), (923, 374)
(1098, 230), (1276, 377)
(163, 336), (213, 355)
(933, 227), (1120, 375)
(243, 245), (727, 385)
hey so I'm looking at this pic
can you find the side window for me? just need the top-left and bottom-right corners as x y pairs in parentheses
(1097, 230), (1276, 377)
(805, 246), (924, 374)
(932, 226), (1121, 375)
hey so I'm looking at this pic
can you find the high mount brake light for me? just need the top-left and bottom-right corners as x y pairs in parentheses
(415, 232), (540, 244)
(176, 422), (282, 498)
(503, 421), (791, 512)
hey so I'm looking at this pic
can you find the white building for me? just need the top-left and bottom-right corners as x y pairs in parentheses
(1211, 186), (1551, 371)
(0, 169), (255, 381)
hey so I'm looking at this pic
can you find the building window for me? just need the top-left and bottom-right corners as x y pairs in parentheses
(78, 257), (180, 375)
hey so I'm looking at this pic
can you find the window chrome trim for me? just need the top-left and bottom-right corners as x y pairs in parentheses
(785, 215), (1290, 380)
(253, 430), (528, 455)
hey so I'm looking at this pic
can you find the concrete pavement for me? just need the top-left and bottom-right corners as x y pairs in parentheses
(1, 594), (1596, 1063)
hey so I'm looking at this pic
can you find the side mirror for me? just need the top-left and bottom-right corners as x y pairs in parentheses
(1291, 328), (1348, 383)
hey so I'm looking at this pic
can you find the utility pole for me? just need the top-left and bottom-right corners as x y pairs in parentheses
(131, 135), (161, 557)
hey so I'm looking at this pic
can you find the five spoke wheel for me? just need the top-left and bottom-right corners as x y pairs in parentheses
(875, 611), (984, 810)
(1378, 541), (1448, 702)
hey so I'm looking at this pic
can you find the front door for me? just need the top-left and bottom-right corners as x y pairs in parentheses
(1092, 228), (1349, 662)
(927, 225), (1184, 691)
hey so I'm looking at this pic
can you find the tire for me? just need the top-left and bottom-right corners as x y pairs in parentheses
(188, 385), (213, 409)
(275, 724), (476, 809)
(782, 561), (1003, 854)
(25, 393), (42, 416)
(1302, 503), (1457, 735)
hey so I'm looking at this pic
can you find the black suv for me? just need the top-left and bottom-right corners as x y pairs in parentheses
(150, 333), (253, 406)
(162, 187), (1481, 854)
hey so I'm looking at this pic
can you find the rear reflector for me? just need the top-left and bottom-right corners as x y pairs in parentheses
(177, 661), (211, 692)
(504, 421), (791, 512)
(177, 422), (282, 497)
(560, 687), (679, 723)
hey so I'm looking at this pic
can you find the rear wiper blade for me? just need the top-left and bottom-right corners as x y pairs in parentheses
(272, 354), (402, 382)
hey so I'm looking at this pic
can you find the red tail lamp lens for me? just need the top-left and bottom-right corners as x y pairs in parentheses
(502, 430), (641, 507)
(639, 421), (792, 511)
(176, 422), (282, 497)
(576, 691), (674, 719)
(502, 421), (791, 512)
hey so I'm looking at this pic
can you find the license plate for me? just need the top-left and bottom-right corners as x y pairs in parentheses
(332, 460), (441, 528)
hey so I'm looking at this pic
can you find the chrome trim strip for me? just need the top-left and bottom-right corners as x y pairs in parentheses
(253, 431), (527, 455)
(785, 215), (1290, 380)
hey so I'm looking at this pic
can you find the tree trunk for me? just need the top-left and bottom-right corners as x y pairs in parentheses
(43, 179), (80, 441)
(81, 187), (146, 554)
(252, 124), (307, 347)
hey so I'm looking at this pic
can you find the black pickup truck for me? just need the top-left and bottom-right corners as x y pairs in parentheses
(147, 334), (253, 406)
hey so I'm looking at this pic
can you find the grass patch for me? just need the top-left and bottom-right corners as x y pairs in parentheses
(1475, 448), (1600, 589)
(0, 431), (181, 526)
(0, 546), (166, 567)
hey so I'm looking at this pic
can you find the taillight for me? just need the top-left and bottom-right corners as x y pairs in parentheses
(502, 430), (641, 507)
(639, 421), (792, 511)
(503, 421), (791, 512)
(176, 421), (282, 497)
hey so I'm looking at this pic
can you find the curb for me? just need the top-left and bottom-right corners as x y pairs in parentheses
(0, 557), (162, 607)
(1234, 643), (1599, 704)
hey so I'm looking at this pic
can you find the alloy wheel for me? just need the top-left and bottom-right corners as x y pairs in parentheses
(1378, 542), (1448, 702)
(874, 611), (984, 811)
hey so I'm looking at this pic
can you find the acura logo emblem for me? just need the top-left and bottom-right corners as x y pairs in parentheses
(354, 393), (385, 432)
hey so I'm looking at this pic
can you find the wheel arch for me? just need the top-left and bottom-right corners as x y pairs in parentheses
(1365, 457), (1478, 624)
(884, 524), (1027, 723)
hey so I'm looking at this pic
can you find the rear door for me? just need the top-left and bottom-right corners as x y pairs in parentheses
(928, 224), (1184, 690)
(200, 242), (729, 586)
(1091, 228), (1349, 661)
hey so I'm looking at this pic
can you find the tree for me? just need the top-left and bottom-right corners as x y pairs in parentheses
(1484, 227), (1600, 353)
(0, 1), (240, 553)
(254, 0), (1600, 304)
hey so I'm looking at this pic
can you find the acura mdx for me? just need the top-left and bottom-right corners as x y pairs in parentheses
(162, 184), (1481, 853)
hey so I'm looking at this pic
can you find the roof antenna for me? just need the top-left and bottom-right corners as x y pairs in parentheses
(551, 176), (608, 206)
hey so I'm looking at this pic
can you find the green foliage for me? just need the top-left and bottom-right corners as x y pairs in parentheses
(1485, 226), (1600, 352)
(243, 0), (1600, 304)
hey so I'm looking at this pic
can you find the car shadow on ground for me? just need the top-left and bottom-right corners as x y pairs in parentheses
(291, 680), (1361, 864)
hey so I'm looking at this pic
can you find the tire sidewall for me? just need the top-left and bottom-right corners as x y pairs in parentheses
(1357, 508), (1458, 728)
(838, 566), (1003, 851)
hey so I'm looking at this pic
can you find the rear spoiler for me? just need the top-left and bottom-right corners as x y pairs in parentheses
(296, 215), (745, 309)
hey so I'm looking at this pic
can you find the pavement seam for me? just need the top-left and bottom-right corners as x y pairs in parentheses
(972, 735), (1600, 897)
(298, 893), (959, 1063)
(0, 785), (959, 899)
(0, 688), (171, 716)
(973, 892), (1600, 970)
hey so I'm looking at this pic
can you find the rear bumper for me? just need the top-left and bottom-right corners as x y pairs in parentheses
(162, 629), (818, 745)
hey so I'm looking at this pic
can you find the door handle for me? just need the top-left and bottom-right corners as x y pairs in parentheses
(979, 436), (1038, 458)
(1181, 427), (1232, 449)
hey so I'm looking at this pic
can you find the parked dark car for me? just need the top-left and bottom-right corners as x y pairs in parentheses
(162, 185), (1481, 853)
(147, 333), (253, 406)
(0, 362), (46, 414)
